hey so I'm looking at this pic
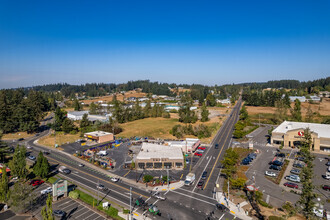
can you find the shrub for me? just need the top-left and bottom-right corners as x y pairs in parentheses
(143, 175), (153, 183)
(162, 112), (171, 118)
(258, 199), (273, 208)
(282, 201), (296, 217)
(69, 191), (79, 199)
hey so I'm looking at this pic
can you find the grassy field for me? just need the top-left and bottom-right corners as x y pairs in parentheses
(2, 132), (35, 140)
(37, 132), (81, 147)
(118, 117), (180, 139)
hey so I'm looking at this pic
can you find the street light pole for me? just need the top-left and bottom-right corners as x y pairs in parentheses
(129, 187), (132, 220)
(167, 169), (169, 189)
(227, 179), (230, 201)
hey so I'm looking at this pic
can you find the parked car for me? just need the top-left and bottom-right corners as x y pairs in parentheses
(241, 159), (250, 165)
(53, 210), (66, 218)
(196, 149), (205, 153)
(271, 160), (283, 166)
(41, 187), (53, 195)
(293, 163), (304, 168)
(197, 181), (204, 189)
(322, 185), (330, 191)
(201, 171), (207, 180)
(198, 146), (206, 150)
(276, 153), (286, 157)
(194, 152), (202, 157)
(296, 157), (305, 161)
(110, 177), (119, 182)
(248, 153), (257, 160)
(326, 161), (330, 166)
(328, 166), (330, 172)
(28, 155), (36, 160)
(265, 171), (276, 177)
(284, 182), (298, 189)
(216, 203), (229, 212)
(185, 159), (189, 164)
(215, 144), (219, 149)
(285, 175), (300, 183)
(269, 165), (282, 171)
(290, 169), (301, 175)
(30, 180), (44, 186)
(27, 146), (33, 149)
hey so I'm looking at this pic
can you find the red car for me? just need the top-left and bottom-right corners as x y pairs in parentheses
(284, 182), (298, 189)
(194, 152), (202, 157)
(198, 146), (206, 150)
(30, 180), (44, 186)
(322, 185), (330, 191)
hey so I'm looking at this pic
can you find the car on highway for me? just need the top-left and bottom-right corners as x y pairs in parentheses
(30, 180), (44, 187)
(53, 210), (66, 218)
(194, 152), (202, 157)
(27, 146), (33, 149)
(198, 146), (206, 150)
(290, 169), (301, 175)
(215, 144), (219, 149)
(110, 177), (119, 182)
(265, 171), (276, 177)
(41, 187), (53, 195)
(96, 184), (106, 191)
(269, 165), (281, 171)
(201, 171), (207, 180)
(28, 155), (36, 160)
(62, 169), (71, 174)
(153, 192), (166, 201)
(78, 164), (84, 167)
(284, 182), (298, 189)
(42, 150), (50, 155)
(185, 158), (189, 164)
(322, 185), (330, 191)
(17, 138), (24, 141)
(197, 181), (204, 189)
(216, 203), (229, 212)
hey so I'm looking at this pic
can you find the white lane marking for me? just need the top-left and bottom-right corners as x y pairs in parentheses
(192, 156), (213, 192)
(170, 190), (214, 205)
(70, 172), (130, 199)
(219, 213), (225, 219)
(177, 188), (216, 200)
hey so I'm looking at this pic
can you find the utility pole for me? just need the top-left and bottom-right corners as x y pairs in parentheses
(129, 187), (132, 220)
(227, 179), (230, 201)
(167, 169), (169, 189)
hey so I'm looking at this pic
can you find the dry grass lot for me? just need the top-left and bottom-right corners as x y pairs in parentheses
(82, 91), (147, 104)
(246, 98), (330, 117)
(2, 132), (35, 140)
(37, 132), (80, 147)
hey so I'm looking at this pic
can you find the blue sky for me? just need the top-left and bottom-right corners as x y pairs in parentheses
(0, 0), (329, 88)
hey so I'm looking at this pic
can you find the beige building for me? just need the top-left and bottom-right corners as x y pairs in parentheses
(135, 143), (184, 170)
(84, 131), (114, 144)
(271, 121), (330, 152)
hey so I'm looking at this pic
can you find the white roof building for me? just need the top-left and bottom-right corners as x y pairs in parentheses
(67, 111), (89, 120)
(166, 138), (201, 153)
(289, 96), (306, 102)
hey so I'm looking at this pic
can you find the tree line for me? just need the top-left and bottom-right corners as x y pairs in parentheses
(0, 89), (54, 133)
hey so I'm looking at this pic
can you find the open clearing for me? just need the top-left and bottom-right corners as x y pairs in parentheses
(2, 132), (35, 140)
(81, 90), (147, 104)
(37, 132), (80, 147)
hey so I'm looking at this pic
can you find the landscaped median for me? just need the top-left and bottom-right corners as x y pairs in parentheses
(265, 159), (289, 185)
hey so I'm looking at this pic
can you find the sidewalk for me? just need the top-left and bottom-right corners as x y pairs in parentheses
(216, 192), (252, 220)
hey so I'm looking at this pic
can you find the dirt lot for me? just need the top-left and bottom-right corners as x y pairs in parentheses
(81, 90), (147, 104)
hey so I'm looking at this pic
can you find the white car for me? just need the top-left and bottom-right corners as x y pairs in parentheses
(153, 192), (166, 201)
(265, 171), (276, 177)
(27, 146), (33, 149)
(41, 187), (52, 195)
(110, 177), (119, 182)
(78, 164), (84, 167)
(328, 166), (330, 172)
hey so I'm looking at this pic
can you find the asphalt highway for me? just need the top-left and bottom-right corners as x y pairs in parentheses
(6, 100), (242, 220)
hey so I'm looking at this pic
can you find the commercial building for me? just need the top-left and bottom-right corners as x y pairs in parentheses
(271, 121), (330, 152)
(67, 111), (110, 122)
(289, 96), (306, 102)
(67, 111), (89, 120)
(166, 138), (200, 153)
(135, 143), (184, 170)
(84, 131), (114, 144)
(217, 99), (231, 104)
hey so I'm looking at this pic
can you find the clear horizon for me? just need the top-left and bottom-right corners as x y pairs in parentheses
(1, 0), (330, 89)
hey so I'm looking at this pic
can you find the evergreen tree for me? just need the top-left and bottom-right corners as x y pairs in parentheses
(200, 103), (210, 122)
(283, 94), (291, 107)
(239, 105), (248, 121)
(62, 118), (76, 133)
(143, 100), (152, 117)
(54, 107), (66, 131)
(8, 181), (35, 213)
(0, 131), (11, 163)
(80, 114), (90, 132)
(178, 93), (197, 123)
(205, 94), (216, 107)
(41, 194), (54, 220)
(33, 152), (50, 178)
(89, 102), (97, 115)
(305, 105), (314, 123)
(8, 146), (28, 179)
(272, 100), (288, 124)
(73, 99), (82, 111)
(291, 99), (302, 121)
(0, 166), (10, 202)
(298, 128), (316, 219)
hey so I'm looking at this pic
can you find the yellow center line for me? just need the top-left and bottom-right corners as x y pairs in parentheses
(47, 157), (148, 199)
(123, 170), (131, 177)
(203, 104), (240, 190)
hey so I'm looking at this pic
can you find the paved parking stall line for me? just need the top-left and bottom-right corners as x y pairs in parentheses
(73, 206), (88, 216)
(93, 215), (105, 220)
(75, 209), (92, 219)
(57, 199), (72, 208)
(60, 201), (78, 211)
(84, 212), (99, 220)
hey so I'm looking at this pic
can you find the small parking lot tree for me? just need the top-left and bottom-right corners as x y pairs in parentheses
(143, 175), (154, 183)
